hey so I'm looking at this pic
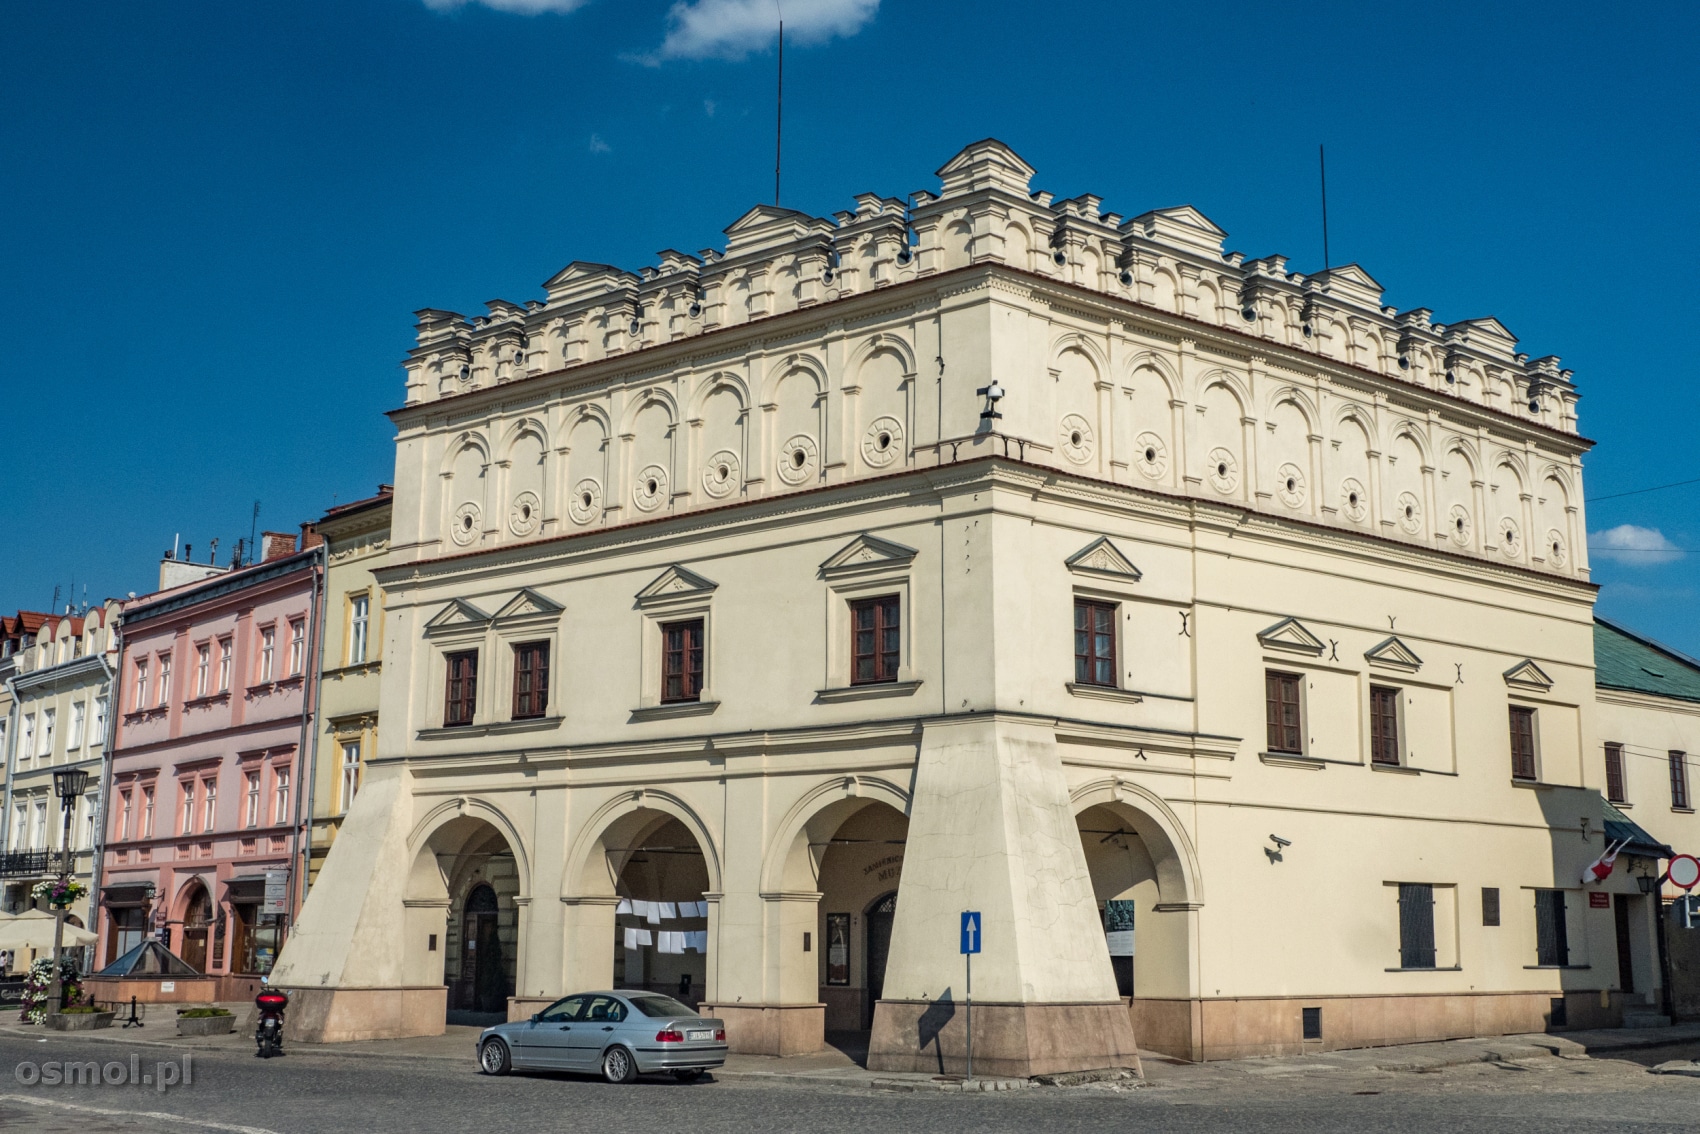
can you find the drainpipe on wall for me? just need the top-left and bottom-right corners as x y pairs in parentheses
(86, 651), (118, 968)
(289, 547), (326, 931)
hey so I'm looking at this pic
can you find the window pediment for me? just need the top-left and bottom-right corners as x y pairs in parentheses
(635, 565), (718, 610)
(1064, 536), (1142, 582)
(1503, 659), (1554, 692)
(423, 598), (491, 639)
(1365, 635), (1423, 673)
(819, 533), (917, 581)
(491, 587), (563, 625)
(1257, 617), (1326, 657)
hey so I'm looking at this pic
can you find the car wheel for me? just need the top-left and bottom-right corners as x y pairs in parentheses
(673, 1070), (704, 1084)
(479, 1039), (512, 1076)
(601, 1046), (636, 1084)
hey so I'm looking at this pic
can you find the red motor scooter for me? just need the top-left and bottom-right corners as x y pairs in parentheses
(255, 981), (288, 1058)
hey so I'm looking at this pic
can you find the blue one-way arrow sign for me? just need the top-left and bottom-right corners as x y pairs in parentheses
(960, 910), (982, 955)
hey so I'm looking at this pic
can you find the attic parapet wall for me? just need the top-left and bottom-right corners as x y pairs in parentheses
(401, 140), (1578, 443)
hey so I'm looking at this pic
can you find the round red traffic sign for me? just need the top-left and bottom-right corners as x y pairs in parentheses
(1669, 855), (1700, 891)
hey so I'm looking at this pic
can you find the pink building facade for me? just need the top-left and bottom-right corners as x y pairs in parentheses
(95, 531), (322, 1001)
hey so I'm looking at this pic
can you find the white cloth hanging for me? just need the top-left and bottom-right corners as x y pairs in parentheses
(623, 927), (638, 950)
(659, 901), (677, 920)
(616, 898), (632, 915)
(636, 929), (653, 947)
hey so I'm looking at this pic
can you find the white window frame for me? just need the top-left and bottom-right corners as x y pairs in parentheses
(259, 626), (276, 683)
(202, 777), (218, 833)
(181, 780), (196, 836)
(349, 594), (370, 665)
(244, 770), (261, 828)
(340, 740), (361, 813)
(289, 618), (306, 676)
(157, 652), (172, 706)
(19, 714), (34, 766)
(196, 643), (211, 697)
(217, 637), (233, 692)
(92, 696), (107, 746)
(119, 790), (133, 841)
(273, 767), (291, 826)
(39, 708), (55, 758)
(68, 701), (85, 750)
(133, 658), (149, 710)
(141, 786), (155, 838)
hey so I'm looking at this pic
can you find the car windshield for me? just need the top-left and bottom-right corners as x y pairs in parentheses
(627, 995), (698, 1018)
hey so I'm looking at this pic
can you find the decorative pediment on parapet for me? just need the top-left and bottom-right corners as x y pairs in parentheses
(819, 533), (918, 581)
(635, 565), (718, 610)
(1503, 659), (1554, 692)
(935, 138), (1035, 196)
(423, 598), (491, 638)
(1364, 636), (1424, 673)
(492, 588), (564, 626)
(1257, 617), (1326, 657)
(1064, 537), (1143, 583)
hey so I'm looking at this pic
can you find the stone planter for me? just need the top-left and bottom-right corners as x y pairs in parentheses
(48, 1011), (116, 1031)
(177, 1013), (237, 1037)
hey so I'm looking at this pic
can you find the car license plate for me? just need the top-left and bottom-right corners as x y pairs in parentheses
(687, 1029), (713, 1042)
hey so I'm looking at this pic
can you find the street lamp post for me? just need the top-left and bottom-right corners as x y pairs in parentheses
(46, 768), (89, 1019)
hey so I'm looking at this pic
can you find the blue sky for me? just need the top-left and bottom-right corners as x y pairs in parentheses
(2, 1), (1696, 653)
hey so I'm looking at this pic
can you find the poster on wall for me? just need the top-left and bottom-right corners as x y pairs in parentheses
(826, 913), (851, 985)
(1104, 899), (1136, 957)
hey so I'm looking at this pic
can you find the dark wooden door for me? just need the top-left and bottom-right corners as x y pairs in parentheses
(864, 892), (897, 1029)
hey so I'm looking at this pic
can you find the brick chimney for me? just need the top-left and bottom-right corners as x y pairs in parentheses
(261, 531), (298, 562)
(299, 521), (324, 551)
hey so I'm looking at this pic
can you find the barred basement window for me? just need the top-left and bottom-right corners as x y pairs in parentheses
(1398, 883), (1436, 969)
(1604, 742), (1627, 804)
(1535, 889), (1569, 966)
(1302, 1006), (1322, 1041)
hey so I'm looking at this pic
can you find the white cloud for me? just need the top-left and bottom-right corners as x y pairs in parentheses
(422, 0), (591, 14)
(588, 133), (612, 154)
(704, 98), (717, 117)
(1590, 524), (1684, 566)
(657, 0), (879, 61)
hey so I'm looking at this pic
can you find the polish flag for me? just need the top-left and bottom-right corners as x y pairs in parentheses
(1581, 839), (1627, 886)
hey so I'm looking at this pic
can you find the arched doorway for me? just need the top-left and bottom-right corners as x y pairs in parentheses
(609, 815), (711, 1005)
(806, 799), (909, 1034)
(864, 891), (897, 1028)
(1073, 789), (1200, 1058)
(179, 885), (212, 973)
(405, 811), (525, 1025)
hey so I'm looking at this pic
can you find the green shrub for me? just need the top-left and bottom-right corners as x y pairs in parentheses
(58, 1006), (102, 1015)
(179, 1008), (233, 1018)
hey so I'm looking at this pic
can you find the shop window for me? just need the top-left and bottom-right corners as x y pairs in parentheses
(1535, 889), (1569, 966)
(1398, 883), (1436, 969)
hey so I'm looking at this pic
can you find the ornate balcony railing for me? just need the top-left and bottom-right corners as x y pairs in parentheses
(0, 850), (55, 878)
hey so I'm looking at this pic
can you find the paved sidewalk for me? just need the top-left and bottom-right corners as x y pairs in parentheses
(5, 1014), (1697, 1094)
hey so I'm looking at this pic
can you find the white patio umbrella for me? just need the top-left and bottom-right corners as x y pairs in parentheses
(0, 910), (98, 951)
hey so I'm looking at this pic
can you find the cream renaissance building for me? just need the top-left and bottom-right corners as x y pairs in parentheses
(275, 141), (1667, 1071)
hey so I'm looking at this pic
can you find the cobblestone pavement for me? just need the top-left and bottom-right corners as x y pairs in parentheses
(2, 1025), (1697, 1134)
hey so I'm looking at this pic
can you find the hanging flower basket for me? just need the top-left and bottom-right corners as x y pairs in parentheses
(30, 879), (88, 909)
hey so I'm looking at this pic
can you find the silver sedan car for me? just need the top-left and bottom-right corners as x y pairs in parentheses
(476, 991), (727, 1084)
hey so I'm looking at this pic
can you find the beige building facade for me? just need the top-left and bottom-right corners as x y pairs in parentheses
(274, 142), (1667, 1070)
(306, 488), (392, 887)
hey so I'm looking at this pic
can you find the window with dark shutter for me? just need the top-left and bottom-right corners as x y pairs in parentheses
(1482, 887), (1500, 927)
(1398, 883), (1436, 969)
(444, 651), (478, 727)
(1265, 671), (1303, 754)
(662, 619), (705, 703)
(1671, 751), (1691, 810)
(1604, 743), (1626, 804)
(1301, 1006), (1322, 1041)
(851, 596), (901, 685)
(1073, 600), (1117, 687)
(1509, 706), (1538, 780)
(1370, 686), (1401, 766)
(512, 641), (550, 719)
(1535, 889), (1569, 966)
